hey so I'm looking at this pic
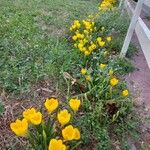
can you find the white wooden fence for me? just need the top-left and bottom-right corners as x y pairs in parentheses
(120, 0), (150, 69)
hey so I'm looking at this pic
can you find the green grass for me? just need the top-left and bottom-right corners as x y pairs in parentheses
(0, 0), (99, 94)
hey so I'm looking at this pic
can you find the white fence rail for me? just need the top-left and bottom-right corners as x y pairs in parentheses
(120, 0), (150, 69)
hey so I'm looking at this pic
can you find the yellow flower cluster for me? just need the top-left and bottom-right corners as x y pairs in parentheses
(10, 97), (81, 150)
(99, 0), (117, 10)
(70, 18), (112, 56)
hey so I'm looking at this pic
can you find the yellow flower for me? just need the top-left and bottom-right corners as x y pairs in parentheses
(62, 125), (80, 141)
(44, 98), (59, 114)
(80, 47), (86, 52)
(81, 68), (87, 75)
(91, 43), (97, 50)
(69, 99), (81, 112)
(99, 63), (107, 69)
(57, 109), (71, 126)
(74, 128), (81, 140)
(76, 33), (84, 39)
(86, 75), (92, 81)
(49, 139), (66, 150)
(122, 89), (129, 97)
(98, 41), (105, 47)
(10, 119), (28, 137)
(106, 36), (112, 42)
(97, 37), (102, 42)
(78, 43), (84, 49)
(30, 112), (42, 125)
(72, 35), (77, 41)
(23, 108), (36, 122)
(84, 51), (91, 56)
(109, 69), (113, 76)
(83, 30), (89, 34)
(110, 78), (119, 86)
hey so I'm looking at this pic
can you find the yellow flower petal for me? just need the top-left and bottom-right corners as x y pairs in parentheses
(44, 98), (59, 114)
(57, 109), (71, 126)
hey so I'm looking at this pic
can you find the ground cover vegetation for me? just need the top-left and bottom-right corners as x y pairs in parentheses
(0, 0), (141, 149)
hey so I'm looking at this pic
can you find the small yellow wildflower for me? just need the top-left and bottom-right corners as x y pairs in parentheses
(72, 35), (77, 41)
(23, 108), (36, 122)
(62, 125), (80, 141)
(57, 109), (71, 126)
(74, 128), (81, 140)
(44, 98), (59, 114)
(69, 98), (81, 112)
(84, 51), (90, 56)
(86, 75), (92, 81)
(30, 112), (42, 125)
(83, 30), (89, 34)
(99, 63), (107, 69)
(98, 41), (105, 47)
(81, 68), (87, 75)
(97, 37), (102, 42)
(122, 89), (129, 97)
(106, 36), (112, 42)
(49, 139), (66, 150)
(78, 43), (84, 49)
(10, 118), (28, 137)
(110, 78), (119, 86)
(91, 43), (97, 50)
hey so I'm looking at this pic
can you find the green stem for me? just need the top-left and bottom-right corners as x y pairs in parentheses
(70, 141), (82, 150)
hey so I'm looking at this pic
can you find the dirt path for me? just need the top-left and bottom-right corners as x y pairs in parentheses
(125, 33), (150, 149)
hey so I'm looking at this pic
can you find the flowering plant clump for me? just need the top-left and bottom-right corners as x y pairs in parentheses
(10, 97), (81, 150)
(99, 0), (117, 10)
(70, 18), (113, 57)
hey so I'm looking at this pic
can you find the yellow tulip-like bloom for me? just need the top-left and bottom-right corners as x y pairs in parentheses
(122, 89), (129, 97)
(81, 68), (87, 75)
(62, 125), (80, 141)
(86, 75), (92, 81)
(30, 112), (42, 125)
(99, 63), (107, 69)
(23, 108), (36, 122)
(44, 98), (59, 114)
(84, 51), (91, 56)
(91, 43), (97, 50)
(110, 78), (119, 86)
(69, 99), (81, 112)
(57, 109), (71, 126)
(109, 69), (113, 76)
(10, 119), (28, 137)
(98, 41), (105, 47)
(97, 37), (102, 42)
(49, 139), (66, 150)
(83, 30), (89, 34)
(106, 36), (112, 42)
(72, 35), (77, 41)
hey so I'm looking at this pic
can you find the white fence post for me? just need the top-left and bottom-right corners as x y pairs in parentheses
(120, 0), (144, 58)
(119, 0), (123, 8)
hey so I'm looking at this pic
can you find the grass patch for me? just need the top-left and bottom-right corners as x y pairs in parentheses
(0, 0), (99, 94)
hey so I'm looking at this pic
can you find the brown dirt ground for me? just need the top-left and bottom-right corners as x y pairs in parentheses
(125, 33), (150, 149)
